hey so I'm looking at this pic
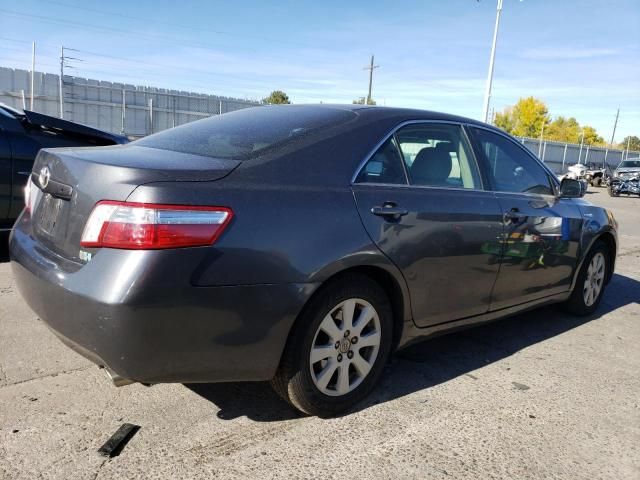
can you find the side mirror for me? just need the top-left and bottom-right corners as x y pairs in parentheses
(559, 178), (586, 198)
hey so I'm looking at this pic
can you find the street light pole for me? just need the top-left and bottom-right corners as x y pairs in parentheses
(482, 0), (503, 123)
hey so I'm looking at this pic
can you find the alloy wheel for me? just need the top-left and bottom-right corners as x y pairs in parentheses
(583, 252), (605, 307)
(309, 298), (381, 396)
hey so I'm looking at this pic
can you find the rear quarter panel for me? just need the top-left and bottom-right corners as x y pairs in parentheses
(126, 180), (398, 286)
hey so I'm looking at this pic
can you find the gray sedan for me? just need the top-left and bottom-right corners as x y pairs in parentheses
(10, 105), (617, 416)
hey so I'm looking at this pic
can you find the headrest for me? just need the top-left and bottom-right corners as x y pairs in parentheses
(411, 147), (452, 185)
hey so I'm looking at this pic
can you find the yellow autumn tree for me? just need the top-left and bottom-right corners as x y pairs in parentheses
(495, 97), (550, 138)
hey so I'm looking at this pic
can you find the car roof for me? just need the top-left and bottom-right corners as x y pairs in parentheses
(260, 103), (492, 130)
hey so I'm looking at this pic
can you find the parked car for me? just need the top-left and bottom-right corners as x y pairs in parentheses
(0, 104), (127, 231)
(612, 158), (640, 180)
(609, 158), (640, 197)
(10, 105), (617, 416)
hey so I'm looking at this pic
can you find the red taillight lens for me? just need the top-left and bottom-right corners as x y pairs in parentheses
(80, 201), (233, 249)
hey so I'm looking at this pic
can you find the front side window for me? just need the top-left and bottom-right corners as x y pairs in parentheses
(395, 124), (480, 189)
(354, 137), (407, 184)
(469, 127), (553, 195)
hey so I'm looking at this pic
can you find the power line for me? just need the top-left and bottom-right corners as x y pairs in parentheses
(0, 8), (288, 55)
(44, 0), (302, 47)
(0, 9), (243, 52)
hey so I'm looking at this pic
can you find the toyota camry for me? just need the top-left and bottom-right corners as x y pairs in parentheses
(10, 105), (617, 416)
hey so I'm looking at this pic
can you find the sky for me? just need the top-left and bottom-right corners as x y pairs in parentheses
(0, 0), (639, 140)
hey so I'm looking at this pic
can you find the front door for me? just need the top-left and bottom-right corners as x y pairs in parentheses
(467, 127), (582, 310)
(352, 122), (504, 327)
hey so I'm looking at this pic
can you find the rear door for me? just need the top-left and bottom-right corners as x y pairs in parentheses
(352, 122), (504, 327)
(467, 126), (582, 310)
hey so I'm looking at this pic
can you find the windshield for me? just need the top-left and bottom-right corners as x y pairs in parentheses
(619, 160), (640, 168)
(135, 106), (355, 160)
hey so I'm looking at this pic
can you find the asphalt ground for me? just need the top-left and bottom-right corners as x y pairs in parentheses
(0, 187), (638, 479)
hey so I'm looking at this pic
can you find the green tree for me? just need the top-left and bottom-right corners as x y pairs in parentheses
(353, 97), (376, 105)
(494, 96), (550, 138)
(546, 116), (581, 143)
(619, 135), (640, 151)
(262, 90), (291, 104)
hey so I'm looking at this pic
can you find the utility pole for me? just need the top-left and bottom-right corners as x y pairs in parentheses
(59, 45), (64, 119)
(121, 89), (126, 134)
(609, 107), (619, 146)
(482, 0), (503, 123)
(148, 97), (153, 134)
(30, 42), (35, 110)
(363, 55), (379, 105)
(578, 128), (585, 164)
(625, 136), (631, 160)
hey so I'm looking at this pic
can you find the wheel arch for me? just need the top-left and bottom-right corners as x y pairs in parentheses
(573, 230), (617, 291)
(595, 231), (617, 283)
(283, 264), (411, 364)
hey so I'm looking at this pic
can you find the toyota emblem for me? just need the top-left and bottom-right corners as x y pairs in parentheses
(39, 166), (51, 189)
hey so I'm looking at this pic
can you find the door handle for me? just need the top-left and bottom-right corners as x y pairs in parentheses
(371, 203), (409, 220)
(503, 208), (526, 224)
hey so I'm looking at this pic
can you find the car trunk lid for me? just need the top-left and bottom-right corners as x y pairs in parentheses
(29, 145), (240, 261)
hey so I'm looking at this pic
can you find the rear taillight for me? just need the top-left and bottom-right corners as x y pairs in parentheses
(80, 201), (233, 249)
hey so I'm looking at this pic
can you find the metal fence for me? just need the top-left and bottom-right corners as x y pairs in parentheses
(519, 137), (639, 174)
(0, 67), (261, 137)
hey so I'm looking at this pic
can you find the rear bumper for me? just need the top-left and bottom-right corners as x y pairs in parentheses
(9, 214), (317, 384)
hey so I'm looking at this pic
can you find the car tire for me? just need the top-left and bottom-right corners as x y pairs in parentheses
(271, 273), (393, 417)
(562, 241), (609, 316)
(608, 186), (619, 197)
(593, 177), (602, 187)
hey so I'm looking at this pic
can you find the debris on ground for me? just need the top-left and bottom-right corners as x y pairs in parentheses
(512, 382), (530, 391)
(97, 423), (140, 458)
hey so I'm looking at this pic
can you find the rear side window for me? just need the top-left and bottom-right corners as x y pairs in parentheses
(135, 106), (356, 160)
(395, 123), (480, 189)
(354, 137), (407, 185)
(469, 127), (553, 195)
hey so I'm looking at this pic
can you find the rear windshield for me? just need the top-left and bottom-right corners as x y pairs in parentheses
(619, 160), (640, 168)
(135, 106), (355, 160)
